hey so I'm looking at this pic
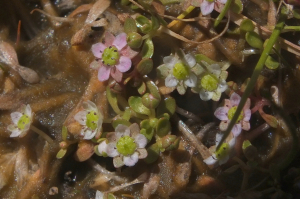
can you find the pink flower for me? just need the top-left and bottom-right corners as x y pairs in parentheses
(214, 92), (251, 137)
(200, 0), (227, 15)
(91, 32), (138, 82)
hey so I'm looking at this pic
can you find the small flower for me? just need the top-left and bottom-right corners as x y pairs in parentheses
(157, 53), (197, 95)
(204, 133), (236, 166)
(200, 0), (227, 16)
(106, 123), (148, 168)
(91, 31), (138, 82)
(193, 62), (228, 101)
(214, 92), (251, 137)
(74, 100), (103, 140)
(7, 104), (33, 137)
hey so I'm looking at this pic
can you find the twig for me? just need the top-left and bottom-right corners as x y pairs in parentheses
(176, 106), (204, 124)
(30, 125), (54, 144)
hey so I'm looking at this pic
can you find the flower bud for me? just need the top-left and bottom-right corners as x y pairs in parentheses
(127, 32), (142, 49)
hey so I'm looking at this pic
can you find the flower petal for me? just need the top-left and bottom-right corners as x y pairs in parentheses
(8, 124), (21, 137)
(230, 92), (241, 107)
(83, 100), (98, 111)
(107, 143), (119, 157)
(214, 107), (229, 120)
(228, 137), (236, 148)
(219, 120), (228, 131)
(113, 156), (124, 168)
(232, 124), (242, 137)
(199, 90), (213, 101)
(91, 43), (106, 58)
(83, 129), (96, 140)
(74, 111), (87, 125)
(203, 155), (218, 165)
(120, 46), (139, 59)
(137, 148), (148, 159)
(135, 134), (147, 148)
(244, 98), (251, 110)
(24, 105), (32, 117)
(95, 190), (104, 199)
(163, 55), (177, 69)
(241, 121), (250, 131)
(115, 124), (130, 135)
(165, 74), (178, 87)
(218, 0), (227, 4)
(115, 56), (131, 72)
(98, 141), (108, 155)
(184, 73), (197, 87)
(244, 109), (251, 121)
(11, 112), (22, 125)
(110, 68), (123, 82)
(215, 133), (223, 144)
(208, 64), (221, 76)
(104, 31), (115, 46)
(201, 0), (215, 15)
(113, 33), (127, 50)
(185, 54), (196, 68)
(98, 65), (111, 82)
(123, 152), (139, 167)
(218, 80), (228, 92)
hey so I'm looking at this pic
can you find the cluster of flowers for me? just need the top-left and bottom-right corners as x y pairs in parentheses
(7, 30), (251, 170)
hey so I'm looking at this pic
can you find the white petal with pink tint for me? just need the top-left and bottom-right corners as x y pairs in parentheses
(11, 112), (22, 125)
(244, 109), (251, 121)
(104, 31), (115, 46)
(107, 143), (119, 157)
(232, 124), (242, 137)
(163, 55), (177, 69)
(74, 111), (87, 125)
(185, 54), (196, 68)
(201, 0), (215, 15)
(230, 92), (241, 106)
(214, 107), (229, 120)
(91, 43), (106, 58)
(218, 0), (227, 4)
(113, 33), (127, 50)
(184, 73), (197, 87)
(123, 152), (139, 166)
(98, 65), (111, 81)
(116, 56), (131, 72)
(135, 134), (147, 148)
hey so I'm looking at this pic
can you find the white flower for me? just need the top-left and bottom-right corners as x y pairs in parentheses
(193, 62), (228, 101)
(7, 104), (33, 137)
(204, 133), (236, 166)
(157, 53), (197, 95)
(106, 123), (148, 168)
(200, 0), (228, 16)
(74, 100), (103, 140)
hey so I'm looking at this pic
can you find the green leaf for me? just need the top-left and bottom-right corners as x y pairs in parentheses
(265, 55), (279, 70)
(112, 118), (131, 129)
(144, 143), (160, 164)
(240, 19), (254, 32)
(157, 97), (176, 117)
(157, 64), (170, 78)
(195, 54), (216, 65)
(137, 81), (147, 95)
(56, 149), (67, 159)
(145, 77), (161, 100)
(136, 15), (152, 34)
(140, 126), (154, 142)
(151, 15), (160, 30)
(245, 31), (264, 49)
(156, 117), (171, 137)
(62, 126), (68, 141)
(128, 96), (151, 115)
(124, 17), (137, 33)
(230, 0), (243, 14)
(141, 38), (154, 58)
(137, 58), (153, 75)
(127, 32), (142, 48)
(106, 86), (123, 114)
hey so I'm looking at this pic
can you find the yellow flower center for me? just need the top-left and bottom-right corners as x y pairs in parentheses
(102, 46), (120, 66)
(172, 62), (190, 80)
(228, 106), (244, 122)
(116, 136), (137, 156)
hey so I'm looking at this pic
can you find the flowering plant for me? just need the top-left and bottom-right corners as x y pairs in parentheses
(157, 52), (197, 95)
(74, 100), (103, 140)
(91, 31), (138, 82)
(7, 104), (33, 137)
(214, 92), (251, 137)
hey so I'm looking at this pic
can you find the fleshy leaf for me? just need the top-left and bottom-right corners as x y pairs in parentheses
(56, 149), (67, 159)
(112, 118), (131, 129)
(156, 117), (171, 137)
(137, 58), (153, 75)
(137, 81), (147, 95)
(151, 15), (160, 30)
(141, 38), (154, 58)
(106, 86), (123, 114)
(265, 55), (279, 70)
(124, 17), (137, 33)
(128, 96), (151, 115)
(245, 31), (264, 49)
(230, 0), (243, 14)
(145, 77), (161, 100)
(144, 143), (160, 164)
(157, 97), (176, 117)
(240, 19), (254, 32)
(62, 126), (68, 141)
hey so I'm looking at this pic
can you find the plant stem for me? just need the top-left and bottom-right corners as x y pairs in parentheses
(30, 125), (54, 144)
(217, 14), (286, 150)
(214, 0), (233, 27)
(167, 6), (195, 28)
